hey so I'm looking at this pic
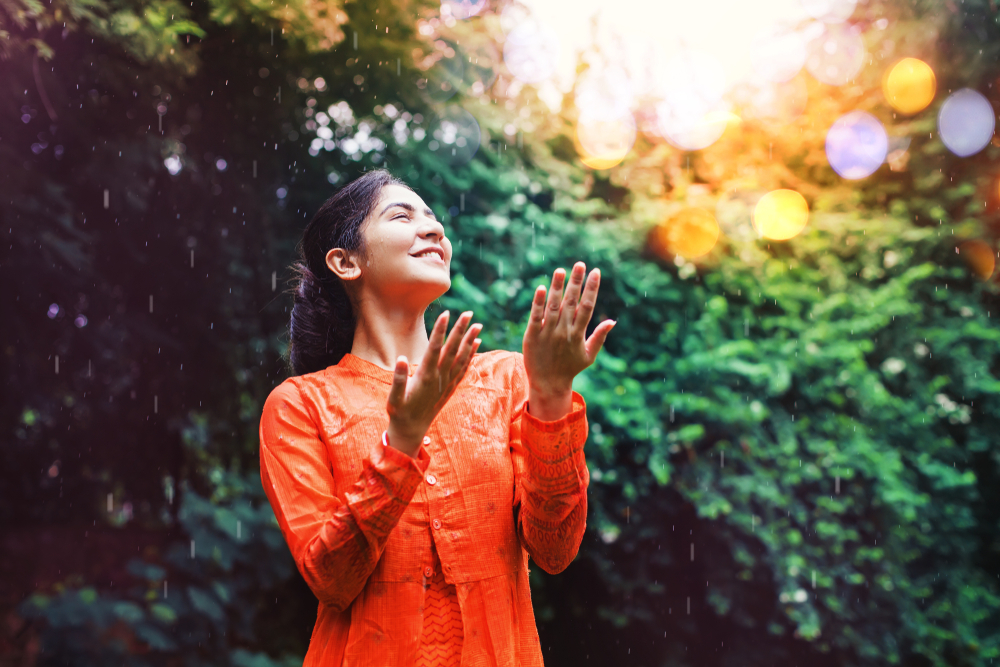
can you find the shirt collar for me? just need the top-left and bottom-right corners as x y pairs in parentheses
(335, 352), (419, 386)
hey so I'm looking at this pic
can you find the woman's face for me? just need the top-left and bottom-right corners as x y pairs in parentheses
(331, 183), (452, 308)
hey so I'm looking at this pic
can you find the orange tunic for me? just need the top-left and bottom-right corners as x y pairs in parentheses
(258, 349), (590, 667)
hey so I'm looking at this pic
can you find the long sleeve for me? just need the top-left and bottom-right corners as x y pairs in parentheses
(259, 380), (431, 612)
(508, 353), (590, 575)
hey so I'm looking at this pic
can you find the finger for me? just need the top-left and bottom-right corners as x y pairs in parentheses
(525, 285), (546, 338)
(544, 268), (567, 328)
(445, 337), (481, 396)
(386, 355), (409, 409)
(559, 262), (586, 335)
(572, 268), (600, 334)
(423, 311), (450, 371)
(444, 321), (482, 381)
(439, 311), (473, 370)
(456, 324), (482, 368)
(584, 320), (616, 363)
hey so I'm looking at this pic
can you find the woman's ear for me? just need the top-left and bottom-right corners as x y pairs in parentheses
(326, 248), (362, 281)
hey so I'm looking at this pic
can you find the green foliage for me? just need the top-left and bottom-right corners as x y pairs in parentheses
(18, 467), (296, 665)
(5, 0), (1000, 665)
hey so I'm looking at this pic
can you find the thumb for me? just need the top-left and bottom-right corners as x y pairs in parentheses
(387, 356), (409, 408)
(585, 320), (616, 362)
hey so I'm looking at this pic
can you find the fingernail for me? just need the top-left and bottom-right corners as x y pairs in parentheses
(474, 338), (482, 345)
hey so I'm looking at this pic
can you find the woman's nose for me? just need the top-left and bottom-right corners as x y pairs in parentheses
(420, 216), (446, 239)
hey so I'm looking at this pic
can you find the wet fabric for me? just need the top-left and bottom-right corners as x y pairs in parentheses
(259, 349), (590, 667)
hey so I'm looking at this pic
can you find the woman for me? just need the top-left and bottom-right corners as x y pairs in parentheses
(258, 168), (616, 667)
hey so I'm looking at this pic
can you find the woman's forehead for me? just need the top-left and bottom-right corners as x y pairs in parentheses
(378, 184), (426, 209)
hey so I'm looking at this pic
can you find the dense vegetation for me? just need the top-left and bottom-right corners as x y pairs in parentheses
(2, 0), (999, 665)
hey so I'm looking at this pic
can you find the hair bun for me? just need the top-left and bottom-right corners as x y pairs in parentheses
(288, 261), (346, 376)
(286, 168), (407, 376)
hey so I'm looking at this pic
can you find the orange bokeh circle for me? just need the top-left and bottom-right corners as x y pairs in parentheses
(958, 239), (996, 280)
(650, 207), (720, 259)
(882, 58), (936, 115)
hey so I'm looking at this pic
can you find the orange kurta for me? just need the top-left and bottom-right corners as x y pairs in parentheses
(258, 349), (590, 667)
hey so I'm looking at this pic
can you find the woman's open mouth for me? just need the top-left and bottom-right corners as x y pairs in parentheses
(411, 250), (445, 264)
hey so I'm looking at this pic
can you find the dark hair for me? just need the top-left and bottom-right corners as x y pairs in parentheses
(287, 168), (410, 376)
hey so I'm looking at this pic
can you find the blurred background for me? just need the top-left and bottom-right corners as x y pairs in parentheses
(2, 0), (999, 664)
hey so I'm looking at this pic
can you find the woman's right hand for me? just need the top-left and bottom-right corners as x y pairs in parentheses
(386, 311), (482, 457)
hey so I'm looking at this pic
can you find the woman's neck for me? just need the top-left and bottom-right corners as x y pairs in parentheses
(349, 299), (431, 372)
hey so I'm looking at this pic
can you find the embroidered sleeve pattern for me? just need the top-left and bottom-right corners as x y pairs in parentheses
(508, 355), (590, 575)
(259, 381), (431, 612)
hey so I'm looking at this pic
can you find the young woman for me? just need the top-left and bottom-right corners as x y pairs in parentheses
(259, 169), (616, 667)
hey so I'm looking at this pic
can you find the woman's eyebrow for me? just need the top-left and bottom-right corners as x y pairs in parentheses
(381, 202), (437, 219)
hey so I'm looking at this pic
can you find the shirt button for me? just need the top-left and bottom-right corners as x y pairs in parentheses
(432, 519), (442, 530)
(424, 566), (433, 578)
(425, 473), (437, 485)
(423, 436), (431, 445)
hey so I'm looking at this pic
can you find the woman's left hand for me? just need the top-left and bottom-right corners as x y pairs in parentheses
(522, 261), (616, 396)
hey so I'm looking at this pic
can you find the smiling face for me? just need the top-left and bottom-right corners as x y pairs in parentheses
(326, 183), (452, 309)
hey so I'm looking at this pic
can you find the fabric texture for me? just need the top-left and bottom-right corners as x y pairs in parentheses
(416, 541), (463, 667)
(258, 349), (589, 667)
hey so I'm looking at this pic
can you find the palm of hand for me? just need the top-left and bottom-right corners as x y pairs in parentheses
(522, 262), (616, 393)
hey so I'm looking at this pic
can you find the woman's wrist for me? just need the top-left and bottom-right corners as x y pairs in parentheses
(526, 384), (573, 422)
(386, 420), (425, 458)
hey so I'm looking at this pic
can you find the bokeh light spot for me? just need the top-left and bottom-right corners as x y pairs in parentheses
(736, 76), (808, 124)
(576, 113), (636, 170)
(422, 39), (463, 102)
(750, 23), (807, 83)
(958, 240), (996, 280)
(575, 66), (633, 122)
(427, 106), (482, 165)
(753, 190), (809, 240)
(805, 22), (865, 86)
(503, 19), (560, 84)
(580, 154), (625, 170)
(441, 0), (487, 20)
(938, 88), (995, 157)
(650, 208), (720, 259)
(500, 1), (532, 34)
(882, 58), (936, 114)
(825, 110), (888, 179)
(654, 50), (731, 151)
(800, 0), (857, 23)
(164, 155), (182, 175)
